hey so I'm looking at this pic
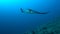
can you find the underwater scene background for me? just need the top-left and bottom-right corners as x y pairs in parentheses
(0, 0), (60, 34)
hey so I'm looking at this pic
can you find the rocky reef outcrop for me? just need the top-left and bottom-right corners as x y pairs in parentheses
(24, 16), (60, 34)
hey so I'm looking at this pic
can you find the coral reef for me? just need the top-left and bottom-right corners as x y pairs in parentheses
(24, 17), (60, 34)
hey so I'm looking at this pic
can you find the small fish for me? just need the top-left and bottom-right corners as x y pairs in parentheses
(20, 8), (48, 14)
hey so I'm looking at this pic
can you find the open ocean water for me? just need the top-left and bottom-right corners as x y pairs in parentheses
(0, 0), (60, 34)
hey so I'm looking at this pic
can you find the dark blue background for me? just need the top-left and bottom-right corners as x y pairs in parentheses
(0, 0), (60, 34)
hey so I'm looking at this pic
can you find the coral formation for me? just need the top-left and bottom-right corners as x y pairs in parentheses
(24, 17), (60, 34)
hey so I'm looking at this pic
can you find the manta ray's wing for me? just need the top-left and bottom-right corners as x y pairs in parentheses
(28, 9), (48, 14)
(34, 11), (48, 14)
(20, 8), (24, 13)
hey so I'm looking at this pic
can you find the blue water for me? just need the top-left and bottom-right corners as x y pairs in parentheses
(0, 0), (60, 34)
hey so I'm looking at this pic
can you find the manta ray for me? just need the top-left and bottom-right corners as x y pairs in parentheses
(20, 8), (48, 14)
